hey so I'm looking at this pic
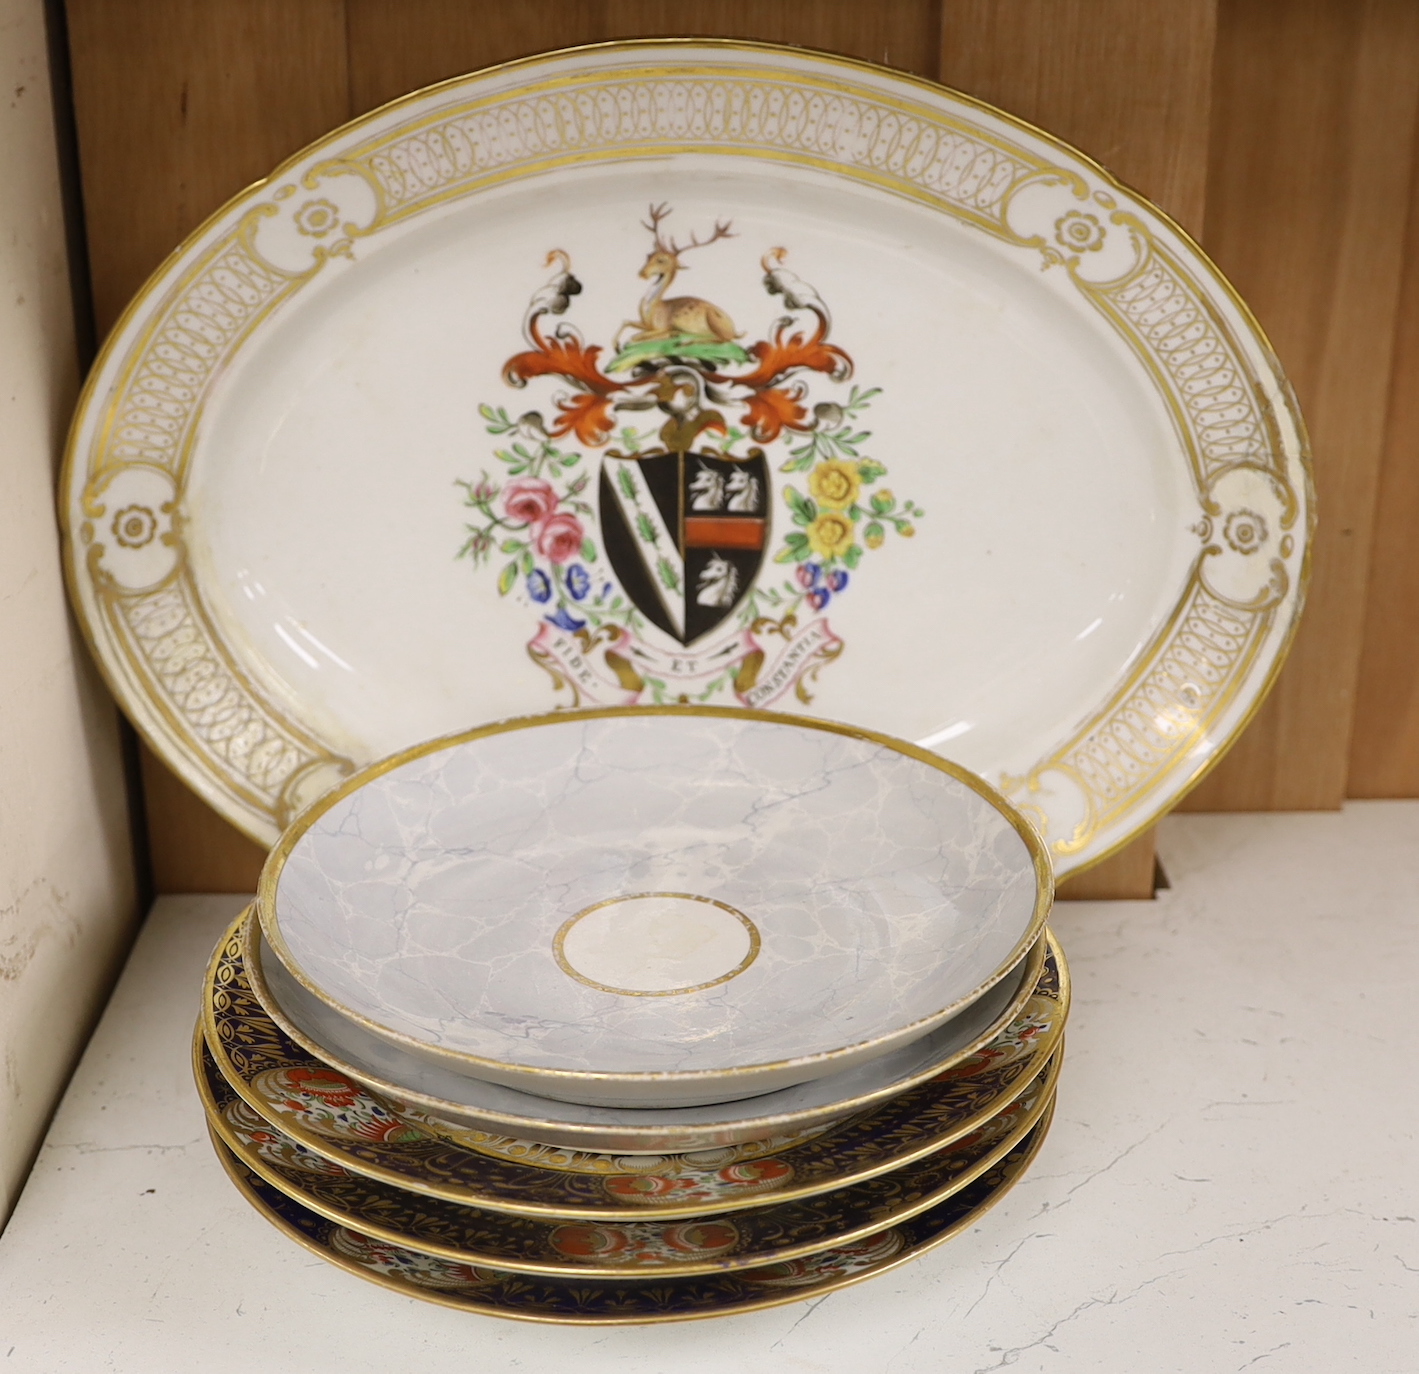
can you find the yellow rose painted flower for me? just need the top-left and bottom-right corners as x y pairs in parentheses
(808, 460), (861, 509)
(806, 510), (856, 560)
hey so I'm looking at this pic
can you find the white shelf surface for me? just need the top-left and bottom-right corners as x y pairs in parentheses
(1, 803), (1416, 1372)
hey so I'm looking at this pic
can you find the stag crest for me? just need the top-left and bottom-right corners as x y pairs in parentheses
(642, 202), (735, 262)
(616, 203), (741, 349)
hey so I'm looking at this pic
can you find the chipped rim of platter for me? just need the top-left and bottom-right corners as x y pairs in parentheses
(60, 38), (1313, 883)
(197, 1030), (1062, 1279)
(236, 904), (1057, 1160)
(208, 1100), (1054, 1323)
(255, 705), (1054, 1105)
(241, 908), (1053, 1153)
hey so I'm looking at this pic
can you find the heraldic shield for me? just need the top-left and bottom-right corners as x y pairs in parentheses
(599, 449), (770, 645)
(458, 202), (921, 709)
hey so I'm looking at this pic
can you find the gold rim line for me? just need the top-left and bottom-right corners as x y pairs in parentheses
(60, 38), (1312, 873)
(205, 931), (1061, 1220)
(208, 911), (1067, 1217)
(255, 705), (1055, 1089)
(552, 894), (762, 999)
(209, 1094), (1056, 1327)
(238, 907), (1055, 1164)
(197, 1028), (1061, 1282)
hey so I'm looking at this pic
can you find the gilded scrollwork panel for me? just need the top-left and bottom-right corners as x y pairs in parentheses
(1004, 567), (1274, 854)
(354, 76), (1039, 234)
(97, 576), (346, 825)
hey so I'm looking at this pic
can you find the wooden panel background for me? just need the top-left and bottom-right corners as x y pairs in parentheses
(58, 0), (1419, 900)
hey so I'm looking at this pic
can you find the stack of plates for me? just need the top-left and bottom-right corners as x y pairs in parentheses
(195, 708), (1069, 1322)
(60, 34), (1309, 1325)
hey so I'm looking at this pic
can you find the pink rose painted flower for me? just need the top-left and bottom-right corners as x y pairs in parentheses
(536, 511), (585, 564)
(502, 477), (558, 525)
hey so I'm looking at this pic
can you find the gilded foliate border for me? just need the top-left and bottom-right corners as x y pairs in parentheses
(94, 569), (344, 821)
(1002, 561), (1276, 853)
(994, 214), (1303, 854)
(347, 69), (1046, 233)
(71, 51), (1306, 858)
(76, 209), (365, 833)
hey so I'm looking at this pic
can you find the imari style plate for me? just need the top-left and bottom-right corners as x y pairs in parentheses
(258, 709), (1050, 1107)
(246, 907), (1050, 1150)
(213, 1106), (1052, 1323)
(61, 41), (1311, 876)
(204, 915), (1067, 1217)
(200, 1035), (1058, 1278)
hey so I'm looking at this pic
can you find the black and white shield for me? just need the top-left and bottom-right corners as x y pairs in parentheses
(599, 450), (769, 645)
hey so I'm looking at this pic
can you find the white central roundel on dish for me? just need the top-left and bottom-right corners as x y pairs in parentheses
(555, 893), (760, 996)
(261, 710), (1047, 1107)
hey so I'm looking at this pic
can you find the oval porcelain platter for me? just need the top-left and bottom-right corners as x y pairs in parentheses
(62, 40), (1312, 874)
(257, 709), (1050, 1108)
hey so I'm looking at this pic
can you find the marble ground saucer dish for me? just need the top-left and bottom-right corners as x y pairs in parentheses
(259, 709), (1050, 1108)
(200, 1040), (1059, 1278)
(211, 1108), (1053, 1323)
(203, 913), (1068, 1217)
(242, 906), (1052, 1152)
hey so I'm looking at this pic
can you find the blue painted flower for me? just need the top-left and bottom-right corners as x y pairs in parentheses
(795, 562), (823, 590)
(546, 605), (586, 632)
(807, 588), (830, 612)
(826, 569), (849, 594)
(565, 563), (591, 601)
(526, 569), (552, 603)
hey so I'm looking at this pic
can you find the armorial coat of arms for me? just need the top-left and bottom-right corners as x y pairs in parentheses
(457, 205), (924, 707)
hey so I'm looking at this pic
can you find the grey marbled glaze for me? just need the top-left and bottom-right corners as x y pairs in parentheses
(257, 927), (1037, 1151)
(270, 714), (1039, 1084)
